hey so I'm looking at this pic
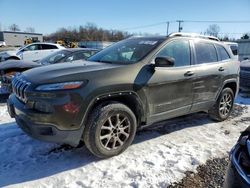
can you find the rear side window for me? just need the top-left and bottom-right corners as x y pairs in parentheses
(41, 44), (58, 50)
(195, 42), (218, 64)
(216, 45), (231, 61)
(230, 45), (238, 56)
(156, 40), (191, 67)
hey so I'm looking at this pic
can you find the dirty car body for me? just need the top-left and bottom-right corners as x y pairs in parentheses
(7, 34), (240, 157)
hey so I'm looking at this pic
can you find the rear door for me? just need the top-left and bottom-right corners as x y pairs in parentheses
(190, 40), (228, 112)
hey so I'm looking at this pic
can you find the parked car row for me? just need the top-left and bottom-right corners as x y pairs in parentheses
(0, 48), (98, 93)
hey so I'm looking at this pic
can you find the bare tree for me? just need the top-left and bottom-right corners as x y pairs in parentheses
(241, 33), (250, 39)
(25, 27), (35, 33)
(9, 24), (20, 32)
(206, 24), (220, 37)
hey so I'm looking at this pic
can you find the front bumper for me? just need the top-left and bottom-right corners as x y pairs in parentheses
(7, 94), (84, 146)
(224, 144), (250, 188)
(224, 162), (250, 188)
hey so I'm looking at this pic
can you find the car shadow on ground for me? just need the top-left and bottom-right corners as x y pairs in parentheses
(0, 101), (248, 186)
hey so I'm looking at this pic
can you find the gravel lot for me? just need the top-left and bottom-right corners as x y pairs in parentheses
(169, 157), (229, 188)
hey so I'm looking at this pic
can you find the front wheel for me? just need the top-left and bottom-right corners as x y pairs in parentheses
(209, 88), (234, 121)
(83, 102), (137, 158)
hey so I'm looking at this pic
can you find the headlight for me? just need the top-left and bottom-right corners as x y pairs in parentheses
(36, 81), (87, 91)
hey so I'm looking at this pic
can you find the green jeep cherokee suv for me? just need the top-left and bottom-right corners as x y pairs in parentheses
(7, 33), (240, 158)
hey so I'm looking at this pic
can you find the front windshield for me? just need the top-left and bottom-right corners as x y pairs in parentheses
(88, 38), (164, 64)
(39, 50), (71, 65)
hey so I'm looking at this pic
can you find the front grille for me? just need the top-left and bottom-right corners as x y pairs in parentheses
(12, 76), (31, 103)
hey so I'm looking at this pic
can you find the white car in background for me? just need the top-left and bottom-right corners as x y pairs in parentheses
(0, 43), (65, 62)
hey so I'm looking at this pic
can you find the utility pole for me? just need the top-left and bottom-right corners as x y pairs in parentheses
(166, 21), (169, 36)
(176, 20), (183, 32)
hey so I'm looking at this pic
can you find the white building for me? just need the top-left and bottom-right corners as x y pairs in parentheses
(0, 31), (43, 46)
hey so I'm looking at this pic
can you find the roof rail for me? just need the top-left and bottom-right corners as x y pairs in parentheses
(168, 32), (220, 41)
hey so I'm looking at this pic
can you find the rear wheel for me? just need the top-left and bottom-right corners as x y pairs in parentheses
(209, 88), (234, 121)
(83, 102), (137, 158)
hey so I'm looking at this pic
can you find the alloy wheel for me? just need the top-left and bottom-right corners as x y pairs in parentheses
(100, 113), (131, 150)
(219, 93), (233, 117)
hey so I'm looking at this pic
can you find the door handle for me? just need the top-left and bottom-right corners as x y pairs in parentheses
(184, 71), (194, 77)
(218, 67), (225, 71)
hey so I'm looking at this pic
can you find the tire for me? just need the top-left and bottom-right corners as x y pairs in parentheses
(209, 87), (234, 121)
(83, 102), (137, 158)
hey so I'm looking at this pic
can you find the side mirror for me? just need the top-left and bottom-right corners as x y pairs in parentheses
(154, 56), (175, 67)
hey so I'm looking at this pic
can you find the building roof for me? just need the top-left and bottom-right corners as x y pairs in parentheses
(1, 31), (43, 36)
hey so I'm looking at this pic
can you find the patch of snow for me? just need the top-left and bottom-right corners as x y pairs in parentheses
(0, 81), (9, 94)
(0, 96), (249, 187)
(0, 103), (13, 124)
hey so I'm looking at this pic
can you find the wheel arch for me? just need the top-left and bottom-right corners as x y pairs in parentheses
(216, 79), (238, 101)
(6, 56), (20, 60)
(222, 80), (238, 96)
(82, 91), (147, 129)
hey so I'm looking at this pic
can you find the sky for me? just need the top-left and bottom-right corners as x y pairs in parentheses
(0, 0), (250, 39)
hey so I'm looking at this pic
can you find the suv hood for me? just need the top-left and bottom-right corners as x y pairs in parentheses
(0, 60), (40, 70)
(241, 60), (250, 68)
(22, 60), (122, 84)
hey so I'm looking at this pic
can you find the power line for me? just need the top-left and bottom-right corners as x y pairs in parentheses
(183, 20), (250, 23)
(121, 20), (250, 36)
(121, 21), (175, 30)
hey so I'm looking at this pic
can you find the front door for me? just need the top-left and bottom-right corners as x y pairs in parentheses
(145, 39), (195, 124)
(21, 44), (40, 61)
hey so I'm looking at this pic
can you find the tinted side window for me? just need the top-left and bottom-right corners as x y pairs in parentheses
(41, 44), (58, 50)
(157, 40), (191, 67)
(26, 44), (39, 51)
(73, 51), (93, 60)
(216, 45), (231, 61)
(195, 42), (218, 64)
(230, 45), (238, 56)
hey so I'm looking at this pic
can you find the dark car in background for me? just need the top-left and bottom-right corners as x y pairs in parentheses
(240, 60), (250, 93)
(0, 48), (98, 93)
(224, 126), (250, 188)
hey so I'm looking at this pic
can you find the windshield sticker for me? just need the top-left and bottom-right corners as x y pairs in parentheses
(139, 41), (158, 45)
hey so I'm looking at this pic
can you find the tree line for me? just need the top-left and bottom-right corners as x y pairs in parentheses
(44, 23), (130, 42)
